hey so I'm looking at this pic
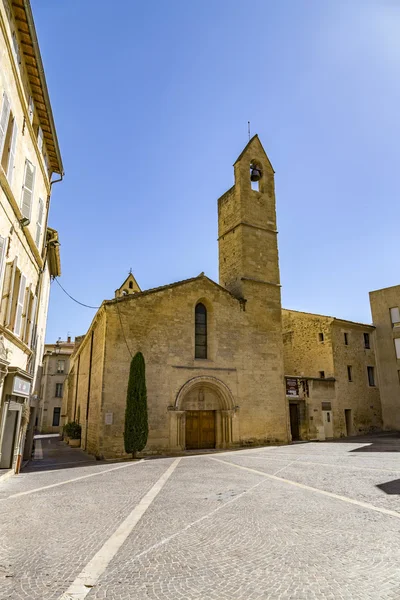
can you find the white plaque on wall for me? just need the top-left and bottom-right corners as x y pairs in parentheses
(105, 412), (113, 425)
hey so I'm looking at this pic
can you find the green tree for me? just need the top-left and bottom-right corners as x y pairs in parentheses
(124, 351), (148, 458)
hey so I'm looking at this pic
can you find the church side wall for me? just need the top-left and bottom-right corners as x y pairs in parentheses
(70, 309), (106, 457)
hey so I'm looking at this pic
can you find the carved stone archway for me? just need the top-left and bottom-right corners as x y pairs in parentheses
(169, 376), (238, 451)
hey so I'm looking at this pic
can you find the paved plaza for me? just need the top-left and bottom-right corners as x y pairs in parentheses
(1, 434), (400, 599)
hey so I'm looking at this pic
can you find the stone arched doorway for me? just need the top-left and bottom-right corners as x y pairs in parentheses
(169, 376), (237, 450)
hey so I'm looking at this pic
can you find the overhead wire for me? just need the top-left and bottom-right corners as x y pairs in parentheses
(53, 277), (133, 357)
(53, 277), (101, 309)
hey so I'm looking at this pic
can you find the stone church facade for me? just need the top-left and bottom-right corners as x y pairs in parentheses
(62, 136), (291, 457)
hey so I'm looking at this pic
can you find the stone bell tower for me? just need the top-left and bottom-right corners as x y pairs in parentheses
(218, 134), (281, 306)
(218, 135), (288, 443)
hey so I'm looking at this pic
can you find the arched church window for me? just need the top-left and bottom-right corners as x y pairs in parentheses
(129, 281), (133, 289)
(195, 303), (207, 359)
(122, 289), (128, 296)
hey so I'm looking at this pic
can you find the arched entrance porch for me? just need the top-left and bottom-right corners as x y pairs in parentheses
(169, 376), (238, 450)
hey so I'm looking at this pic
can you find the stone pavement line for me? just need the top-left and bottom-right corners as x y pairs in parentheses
(129, 478), (266, 565)
(271, 456), (303, 476)
(58, 458), (181, 600)
(210, 457), (400, 520)
(235, 455), (400, 474)
(5, 459), (145, 499)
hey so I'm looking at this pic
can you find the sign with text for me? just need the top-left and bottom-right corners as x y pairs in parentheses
(12, 376), (31, 397)
(286, 378), (299, 397)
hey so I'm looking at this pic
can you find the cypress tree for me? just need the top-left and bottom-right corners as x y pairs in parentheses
(124, 351), (148, 458)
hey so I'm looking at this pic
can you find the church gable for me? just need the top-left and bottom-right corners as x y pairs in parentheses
(109, 273), (242, 309)
(115, 272), (141, 298)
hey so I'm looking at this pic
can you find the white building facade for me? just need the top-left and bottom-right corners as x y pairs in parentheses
(0, 0), (63, 472)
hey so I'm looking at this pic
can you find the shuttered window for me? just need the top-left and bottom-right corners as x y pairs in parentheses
(37, 126), (43, 152)
(12, 31), (21, 66)
(0, 93), (11, 157)
(4, 256), (17, 326)
(0, 236), (6, 278)
(27, 294), (37, 348)
(28, 97), (34, 123)
(14, 273), (26, 337)
(390, 307), (400, 325)
(7, 118), (17, 184)
(21, 160), (35, 221)
(195, 303), (207, 359)
(35, 198), (44, 247)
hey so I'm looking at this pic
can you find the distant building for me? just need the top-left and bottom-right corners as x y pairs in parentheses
(282, 310), (382, 440)
(369, 286), (400, 431)
(37, 338), (74, 434)
(0, 1), (63, 472)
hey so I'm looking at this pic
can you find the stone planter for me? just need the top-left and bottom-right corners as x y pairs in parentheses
(69, 438), (81, 448)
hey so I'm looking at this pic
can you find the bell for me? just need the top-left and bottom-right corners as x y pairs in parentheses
(250, 166), (262, 182)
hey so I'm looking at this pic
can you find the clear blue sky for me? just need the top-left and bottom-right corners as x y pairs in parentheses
(32, 0), (400, 343)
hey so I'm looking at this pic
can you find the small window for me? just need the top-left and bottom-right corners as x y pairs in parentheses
(129, 281), (133, 289)
(319, 371), (325, 379)
(318, 332), (324, 342)
(344, 332), (348, 345)
(395, 338), (400, 360)
(195, 303), (207, 359)
(55, 383), (63, 398)
(347, 365), (352, 382)
(364, 333), (370, 349)
(326, 412), (331, 423)
(57, 360), (65, 374)
(390, 307), (400, 325)
(367, 366), (375, 387)
(52, 407), (61, 427)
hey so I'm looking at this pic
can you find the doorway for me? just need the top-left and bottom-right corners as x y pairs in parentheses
(323, 410), (333, 438)
(0, 408), (18, 469)
(344, 409), (353, 436)
(185, 410), (216, 449)
(289, 403), (300, 441)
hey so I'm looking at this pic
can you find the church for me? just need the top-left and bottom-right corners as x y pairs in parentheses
(62, 136), (292, 457)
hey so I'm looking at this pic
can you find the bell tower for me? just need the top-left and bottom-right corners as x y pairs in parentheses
(217, 135), (288, 443)
(218, 135), (280, 305)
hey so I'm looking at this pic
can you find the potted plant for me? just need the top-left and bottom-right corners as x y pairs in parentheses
(63, 421), (81, 448)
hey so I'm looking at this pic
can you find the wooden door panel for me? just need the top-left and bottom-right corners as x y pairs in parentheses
(185, 410), (215, 449)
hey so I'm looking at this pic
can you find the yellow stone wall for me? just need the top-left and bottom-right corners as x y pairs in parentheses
(370, 285), (400, 430)
(282, 309), (382, 437)
(282, 310), (335, 378)
(331, 322), (381, 436)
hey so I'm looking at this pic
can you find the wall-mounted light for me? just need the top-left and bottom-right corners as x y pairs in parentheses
(19, 217), (30, 227)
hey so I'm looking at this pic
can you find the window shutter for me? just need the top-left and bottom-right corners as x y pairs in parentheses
(0, 93), (11, 157)
(14, 273), (26, 337)
(21, 160), (35, 221)
(35, 198), (44, 247)
(12, 32), (20, 66)
(5, 256), (17, 326)
(27, 294), (37, 348)
(37, 126), (43, 152)
(28, 96), (34, 123)
(0, 236), (6, 275)
(6, 119), (17, 184)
